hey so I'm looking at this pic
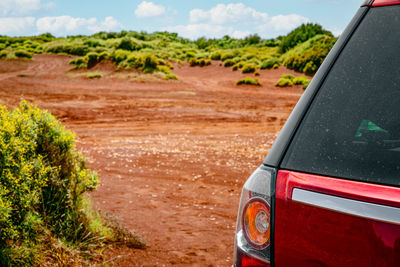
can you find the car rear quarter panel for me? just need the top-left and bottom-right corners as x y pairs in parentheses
(275, 170), (400, 266)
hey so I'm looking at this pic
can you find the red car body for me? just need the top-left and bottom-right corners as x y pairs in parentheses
(234, 1), (400, 266)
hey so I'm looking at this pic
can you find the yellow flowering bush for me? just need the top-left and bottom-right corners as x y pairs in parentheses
(0, 101), (98, 246)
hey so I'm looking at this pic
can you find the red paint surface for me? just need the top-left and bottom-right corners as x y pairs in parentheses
(237, 249), (270, 267)
(372, 0), (400, 7)
(275, 170), (400, 266)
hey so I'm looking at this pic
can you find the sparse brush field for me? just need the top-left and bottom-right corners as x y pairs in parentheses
(0, 23), (336, 80)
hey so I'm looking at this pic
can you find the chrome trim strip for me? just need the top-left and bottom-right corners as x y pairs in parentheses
(292, 188), (400, 225)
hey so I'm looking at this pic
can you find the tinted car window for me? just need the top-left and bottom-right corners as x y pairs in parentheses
(282, 5), (400, 187)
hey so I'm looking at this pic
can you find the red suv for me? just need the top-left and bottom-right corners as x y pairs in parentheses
(234, 1), (400, 266)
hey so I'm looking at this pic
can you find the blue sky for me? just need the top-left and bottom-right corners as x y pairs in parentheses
(0, 0), (362, 39)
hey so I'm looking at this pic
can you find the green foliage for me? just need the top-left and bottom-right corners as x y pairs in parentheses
(243, 34), (261, 45)
(276, 74), (311, 89)
(275, 78), (293, 87)
(0, 102), (103, 264)
(110, 49), (130, 64)
(282, 35), (337, 75)
(83, 39), (101, 48)
(189, 58), (211, 67)
(116, 38), (143, 51)
(279, 23), (333, 53)
(221, 51), (236, 61)
(0, 24), (336, 76)
(236, 77), (260, 86)
(242, 64), (257, 74)
(87, 73), (102, 79)
(223, 59), (235, 67)
(209, 51), (221, 60)
(164, 73), (178, 80)
(0, 51), (7, 59)
(260, 58), (280, 69)
(293, 76), (311, 89)
(44, 41), (90, 56)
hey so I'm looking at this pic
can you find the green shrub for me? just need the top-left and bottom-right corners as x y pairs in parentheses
(142, 54), (159, 70)
(69, 57), (87, 69)
(261, 58), (280, 69)
(157, 65), (171, 74)
(282, 35), (337, 75)
(232, 64), (240, 71)
(87, 73), (102, 79)
(44, 41), (89, 56)
(276, 74), (310, 89)
(165, 73), (178, 80)
(221, 51), (236, 61)
(224, 59), (235, 67)
(116, 38), (143, 51)
(185, 51), (196, 58)
(236, 77), (260, 86)
(15, 50), (32, 59)
(279, 23), (333, 53)
(189, 58), (211, 67)
(293, 76), (311, 89)
(275, 78), (293, 87)
(0, 102), (100, 264)
(110, 49), (131, 64)
(83, 39), (101, 48)
(281, 74), (295, 80)
(0, 51), (7, 59)
(209, 51), (221, 60)
(242, 64), (257, 73)
(86, 52), (100, 68)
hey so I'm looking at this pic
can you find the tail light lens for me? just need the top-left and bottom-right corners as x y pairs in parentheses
(234, 166), (276, 267)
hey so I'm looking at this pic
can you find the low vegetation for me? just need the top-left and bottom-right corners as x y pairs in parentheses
(0, 23), (336, 78)
(236, 77), (261, 86)
(275, 74), (311, 89)
(87, 72), (102, 79)
(0, 102), (144, 265)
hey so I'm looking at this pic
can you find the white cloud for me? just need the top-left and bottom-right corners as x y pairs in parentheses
(36, 16), (122, 36)
(0, 17), (36, 35)
(87, 16), (122, 33)
(0, 0), (54, 16)
(135, 1), (166, 18)
(164, 24), (251, 40)
(164, 24), (227, 40)
(268, 14), (310, 31)
(327, 27), (343, 37)
(185, 3), (311, 38)
(190, 3), (268, 25)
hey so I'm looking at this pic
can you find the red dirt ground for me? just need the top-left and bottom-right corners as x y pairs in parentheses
(0, 55), (304, 266)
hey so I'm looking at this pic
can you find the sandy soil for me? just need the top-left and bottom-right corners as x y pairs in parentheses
(0, 55), (304, 266)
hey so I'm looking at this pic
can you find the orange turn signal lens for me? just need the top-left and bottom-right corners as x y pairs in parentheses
(242, 197), (270, 249)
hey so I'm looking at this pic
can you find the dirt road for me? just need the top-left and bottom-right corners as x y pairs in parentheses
(0, 55), (304, 266)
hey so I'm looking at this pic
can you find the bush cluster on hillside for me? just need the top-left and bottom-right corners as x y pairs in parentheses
(0, 23), (336, 77)
(281, 35), (337, 75)
(279, 23), (333, 53)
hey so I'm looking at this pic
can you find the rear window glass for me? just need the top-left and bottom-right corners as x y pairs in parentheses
(282, 5), (400, 187)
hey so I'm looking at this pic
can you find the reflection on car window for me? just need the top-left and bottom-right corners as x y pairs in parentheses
(355, 120), (387, 137)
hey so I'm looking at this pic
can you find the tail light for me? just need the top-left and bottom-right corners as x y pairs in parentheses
(234, 166), (276, 267)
